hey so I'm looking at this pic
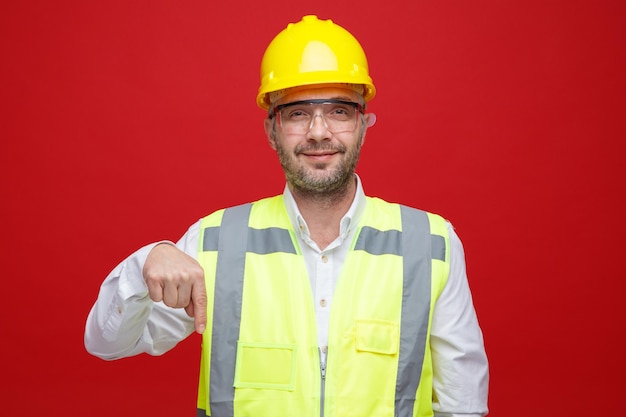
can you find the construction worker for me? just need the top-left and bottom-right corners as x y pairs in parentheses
(85, 15), (489, 417)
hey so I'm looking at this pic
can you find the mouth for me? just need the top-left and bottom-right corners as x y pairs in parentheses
(297, 144), (344, 156)
(301, 149), (339, 156)
(299, 150), (340, 163)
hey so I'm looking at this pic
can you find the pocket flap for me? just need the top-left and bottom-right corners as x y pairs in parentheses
(234, 342), (297, 391)
(355, 319), (399, 355)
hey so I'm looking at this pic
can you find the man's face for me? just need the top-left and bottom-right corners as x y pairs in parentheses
(265, 86), (372, 196)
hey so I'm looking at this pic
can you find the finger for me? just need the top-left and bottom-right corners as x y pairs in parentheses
(145, 278), (164, 303)
(176, 282), (192, 309)
(162, 280), (179, 308)
(190, 279), (207, 334)
(184, 302), (194, 318)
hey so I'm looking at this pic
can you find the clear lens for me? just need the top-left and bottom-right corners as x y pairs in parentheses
(274, 99), (362, 134)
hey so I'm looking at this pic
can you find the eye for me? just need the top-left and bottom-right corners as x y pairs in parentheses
(327, 105), (354, 120)
(283, 107), (311, 121)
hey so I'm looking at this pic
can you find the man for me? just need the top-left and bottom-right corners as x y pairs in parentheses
(85, 15), (489, 417)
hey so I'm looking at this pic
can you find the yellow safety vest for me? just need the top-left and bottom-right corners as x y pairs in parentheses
(196, 195), (450, 417)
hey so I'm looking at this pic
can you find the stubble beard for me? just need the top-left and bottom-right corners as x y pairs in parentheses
(275, 140), (362, 200)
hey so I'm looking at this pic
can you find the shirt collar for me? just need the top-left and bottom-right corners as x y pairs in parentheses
(283, 174), (367, 242)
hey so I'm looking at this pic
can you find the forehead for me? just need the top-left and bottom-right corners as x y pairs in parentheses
(276, 86), (362, 105)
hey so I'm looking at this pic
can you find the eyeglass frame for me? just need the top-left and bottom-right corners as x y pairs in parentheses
(268, 99), (365, 134)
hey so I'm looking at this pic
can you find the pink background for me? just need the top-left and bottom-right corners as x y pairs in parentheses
(2, 1), (625, 415)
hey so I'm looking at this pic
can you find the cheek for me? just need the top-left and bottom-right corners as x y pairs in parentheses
(274, 135), (301, 152)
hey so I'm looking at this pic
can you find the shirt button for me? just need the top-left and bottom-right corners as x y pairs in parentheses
(321, 255), (328, 263)
(117, 306), (123, 314)
(321, 346), (328, 354)
(320, 299), (327, 308)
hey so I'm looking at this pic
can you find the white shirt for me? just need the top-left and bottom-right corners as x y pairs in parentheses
(85, 176), (489, 416)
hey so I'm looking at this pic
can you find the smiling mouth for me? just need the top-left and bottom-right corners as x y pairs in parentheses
(302, 150), (338, 157)
(296, 144), (345, 156)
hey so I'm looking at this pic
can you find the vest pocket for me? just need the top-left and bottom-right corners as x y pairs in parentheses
(355, 319), (399, 355)
(234, 342), (297, 391)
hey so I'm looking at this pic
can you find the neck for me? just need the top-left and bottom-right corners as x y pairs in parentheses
(289, 176), (357, 249)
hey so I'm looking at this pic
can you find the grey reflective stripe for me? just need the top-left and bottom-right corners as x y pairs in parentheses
(196, 408), (207, 417)
(209, 203), (252, 417)
(431, 234), (446, 262)
(204, 227), (295, 254)
(248, 227), (296, 254)
(395, 206), (433, 417)
(354, 226), (445, 261)
(202, 227), (220, 251)
(353, 226), (402, 255)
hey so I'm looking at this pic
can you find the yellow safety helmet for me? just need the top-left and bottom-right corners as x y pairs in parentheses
(257, 15), (376, 110)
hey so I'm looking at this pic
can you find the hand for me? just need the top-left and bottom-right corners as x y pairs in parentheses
(143, 243), (207, 334)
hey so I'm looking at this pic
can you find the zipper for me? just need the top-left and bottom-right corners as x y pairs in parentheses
(319, 348), (326, 417)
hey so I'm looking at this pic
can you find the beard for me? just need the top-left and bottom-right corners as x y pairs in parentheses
(275, 139), (362, 197)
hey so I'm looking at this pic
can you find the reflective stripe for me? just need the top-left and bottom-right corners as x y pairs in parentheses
(202, 227), (220, 251)
(248, 227), (296, 254)
(395, 206), (432, 417)
(353, 227), (401, 255)
(209, 204), (251, 417)
(431, 234), (446, 262)
(203, 227), (295, 254)
(354, 225), (445, 261)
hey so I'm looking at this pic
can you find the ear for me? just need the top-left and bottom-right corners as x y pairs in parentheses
(264, 118), (277, 150)
(359, 113), (377, 147)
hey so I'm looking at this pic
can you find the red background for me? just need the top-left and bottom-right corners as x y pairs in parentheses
(2, 1), (625, 416)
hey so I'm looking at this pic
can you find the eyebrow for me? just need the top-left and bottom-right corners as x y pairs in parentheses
(281, 95), (354, 104)
(331, 95), (366, 108)
(329, 95), (354, 101)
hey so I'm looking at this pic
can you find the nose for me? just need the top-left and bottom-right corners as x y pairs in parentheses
(307, 113), (331, 141)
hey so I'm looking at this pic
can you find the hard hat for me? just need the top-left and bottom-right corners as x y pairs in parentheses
(257, 15), (376, 110)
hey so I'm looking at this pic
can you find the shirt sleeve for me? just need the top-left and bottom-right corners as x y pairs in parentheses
(84, 221), (202, 360)
(430, 222), (490, 417)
